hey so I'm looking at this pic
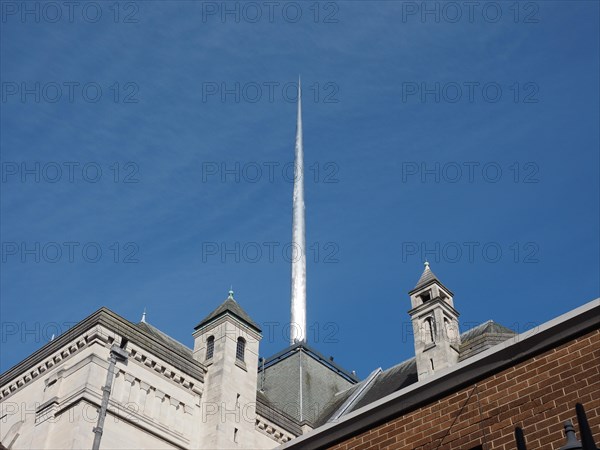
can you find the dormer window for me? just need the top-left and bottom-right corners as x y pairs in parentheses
(236, 337), (246, 362)
(206, 336), (215, 360)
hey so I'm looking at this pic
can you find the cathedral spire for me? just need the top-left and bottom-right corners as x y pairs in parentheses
(290, 76), (307, 344)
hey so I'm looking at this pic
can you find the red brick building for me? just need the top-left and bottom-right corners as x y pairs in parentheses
(282, 300), (599, 450)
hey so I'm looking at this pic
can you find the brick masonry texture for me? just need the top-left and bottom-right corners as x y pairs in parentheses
(329, 329), (600, 450)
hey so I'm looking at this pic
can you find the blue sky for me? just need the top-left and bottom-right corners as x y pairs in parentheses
(1, 1), (598, 378)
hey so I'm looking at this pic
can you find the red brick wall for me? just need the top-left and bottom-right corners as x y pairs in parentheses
(329, 329), (600, 450)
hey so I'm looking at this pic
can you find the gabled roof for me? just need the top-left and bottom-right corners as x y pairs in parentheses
(317, 321), (517, 425)
(136, 321), (193, 359)
(194, 296), (261, 332)
(460, 320), (516, 343)
(459, 320), (517, 362)
(0, 307), (206, 388)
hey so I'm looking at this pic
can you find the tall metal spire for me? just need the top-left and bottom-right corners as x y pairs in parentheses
(290, 77), (307, 344)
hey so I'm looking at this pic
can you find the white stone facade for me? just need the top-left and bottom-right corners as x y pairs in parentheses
(0, 308), (292, 449)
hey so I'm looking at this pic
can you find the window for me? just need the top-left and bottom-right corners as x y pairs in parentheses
(430, 358), (435, 371)
(420, 291), (431, 302)
(206, 336), (214, 360)
(236, 337), (246, 362)
(444, 317), (457, 341)
(423, 317), (435, 344)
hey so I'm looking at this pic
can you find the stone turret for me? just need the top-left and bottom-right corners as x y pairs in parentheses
(193, 290), (262, 448)
(408, 262), (460, 380)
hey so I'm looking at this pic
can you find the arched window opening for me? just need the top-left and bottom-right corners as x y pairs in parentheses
(206, 336), (215, 360)
(423, 317), (435, 344)
(236, 337), (246, 362)
(444, 317), (457, 341)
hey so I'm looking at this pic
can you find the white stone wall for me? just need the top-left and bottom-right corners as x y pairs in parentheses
(2, 318), (292, 449)
(0, 321), (293, 450)
(194, 315), (274, 449)
(1, 324), (203, 449)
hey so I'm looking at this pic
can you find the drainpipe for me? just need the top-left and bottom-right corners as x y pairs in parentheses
(92, 339), (129, 450)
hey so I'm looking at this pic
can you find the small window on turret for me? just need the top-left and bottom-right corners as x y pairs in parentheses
(206, 336), (215, 360)
(424, 317), (435, 344)
(236, 337), (246, 362)
(421, 291), (431, 302)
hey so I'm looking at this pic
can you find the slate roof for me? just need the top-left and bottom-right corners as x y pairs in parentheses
(413, 264), (439, 291)
(316, 321), (515, 425)
(409, 263), (454, 295)
(460, 320), (516, 342)
(256, 390), (303, 436)
(135, 321), (194, 360)
(194, 297), (261, 332)
(311, 384), (361, 427)
(351, 359), (417, 410)
(459, 320), (517, 362)
(258, 343), (358, 427)
(131, 307), (516, 436)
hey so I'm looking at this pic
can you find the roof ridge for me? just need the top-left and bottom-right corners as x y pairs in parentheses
(460, 320), (516, 342)
(329, 368), (382, 422)
(138, 321), (191, 350)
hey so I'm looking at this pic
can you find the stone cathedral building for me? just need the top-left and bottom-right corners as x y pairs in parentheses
(1, 267), (598, 449)
(2, 86), (599, 449)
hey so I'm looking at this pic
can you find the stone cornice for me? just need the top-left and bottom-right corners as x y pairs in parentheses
(256, 414), (296, 444)
(256, 396), (303, 436)
(0, 307), (206, 391)
(0, 325), (104, 401)
(408, 296), (460, 318)
(408, 279), (454, 297)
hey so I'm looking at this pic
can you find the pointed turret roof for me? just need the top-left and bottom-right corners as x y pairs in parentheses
(408, 261), (454, 295)
(194, 290), (261, 332)
(413, 261), (438, 290)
